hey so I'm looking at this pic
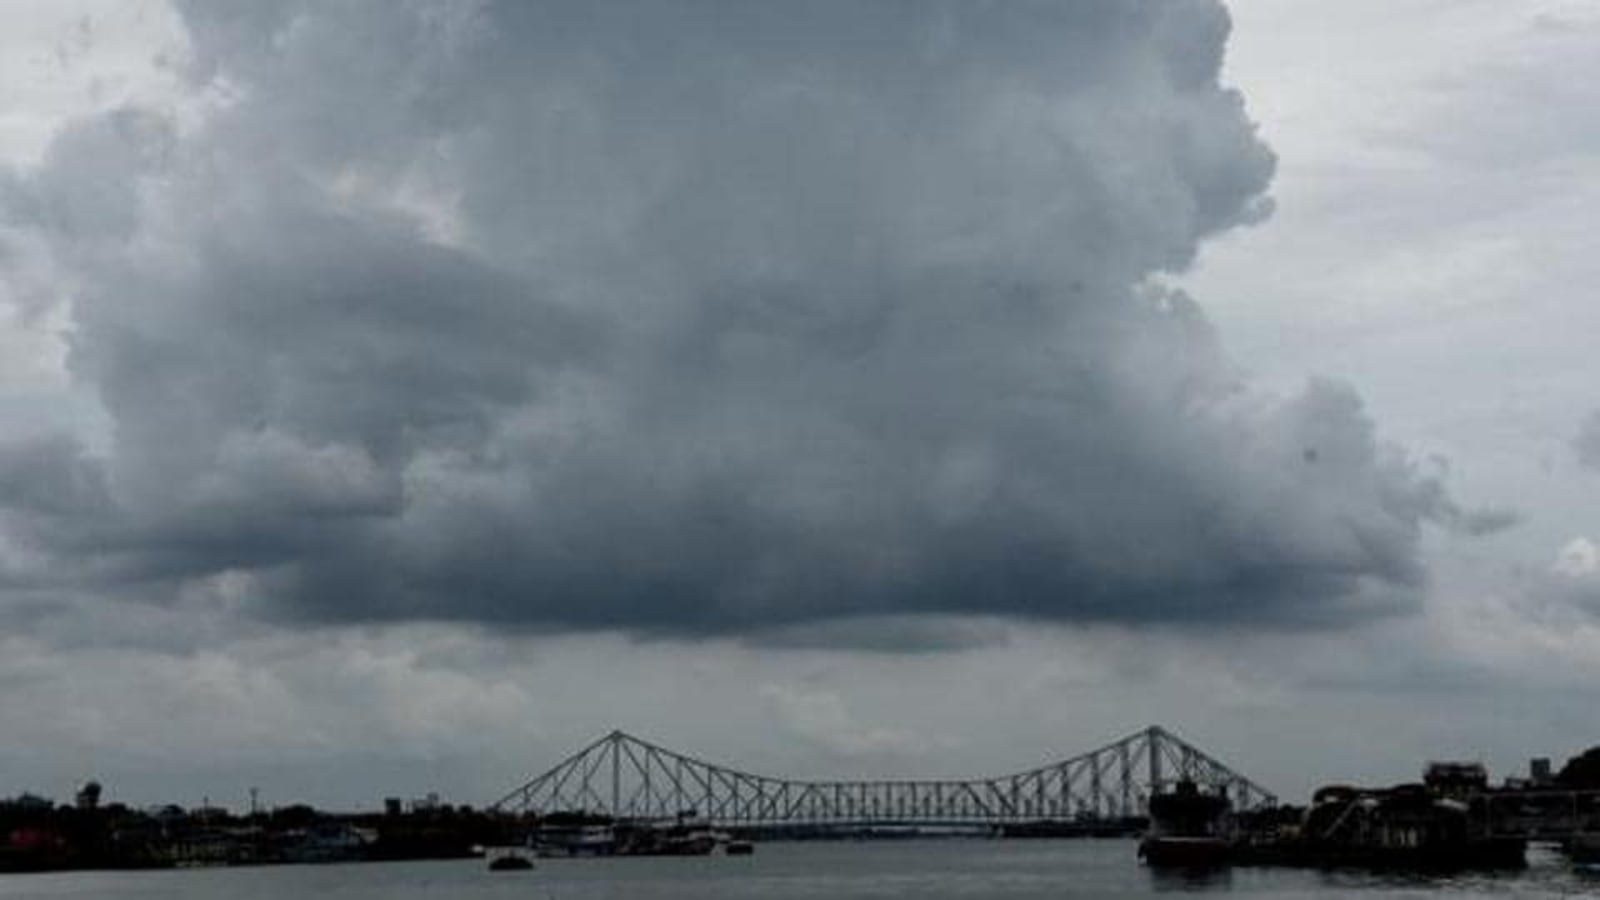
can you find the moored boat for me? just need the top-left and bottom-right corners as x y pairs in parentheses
(531, 814), (617, 857)
(614, 814), (718, 856)
(1139, 780), (1234, 868)
(486, 847), (534, 871)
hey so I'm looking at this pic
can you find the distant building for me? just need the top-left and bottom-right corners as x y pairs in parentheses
(76, 781), (102, 811)
(6, 793), (54, 811)
(1424, 761), (1488, 797)
(1530, 758), (1553, 785)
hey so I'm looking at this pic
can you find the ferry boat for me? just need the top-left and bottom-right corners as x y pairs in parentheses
(531, 815), (617, 857)
(614, 814), (717, 856)
(530, 811), (717, 857)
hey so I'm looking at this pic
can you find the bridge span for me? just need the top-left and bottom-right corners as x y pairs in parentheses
(491, 725), (1275, 828)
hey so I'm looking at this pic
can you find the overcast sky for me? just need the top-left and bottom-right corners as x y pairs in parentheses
(0, 0), (1597, 812)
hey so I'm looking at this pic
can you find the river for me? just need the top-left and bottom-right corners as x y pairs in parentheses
(0, 839), (1594, 899)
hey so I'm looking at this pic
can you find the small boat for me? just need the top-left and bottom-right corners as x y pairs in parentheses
(486, 848), (535, 871)
(725, 840), (754, 856)
(660, 821), (718, 856)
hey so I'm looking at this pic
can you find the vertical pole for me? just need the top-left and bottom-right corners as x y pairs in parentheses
(611, 733), (621, 817)
(1091, 753), (1102, 819)
(1120, 742), (1132, 818)
(1148, 726), (1163, 800)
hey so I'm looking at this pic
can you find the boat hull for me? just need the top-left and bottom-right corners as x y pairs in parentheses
(1139, 836), (1232, 868)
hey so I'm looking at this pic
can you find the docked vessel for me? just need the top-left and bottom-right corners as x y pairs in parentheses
(614, 814), (717, 856)
(529, 811), (717, 857)
(531, 813), (617, 857)
(1139, 780), (1234, 868)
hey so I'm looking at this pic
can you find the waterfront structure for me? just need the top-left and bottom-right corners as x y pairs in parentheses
(1231, 759), (1600, 870)
(1237, 782), (1526, 870)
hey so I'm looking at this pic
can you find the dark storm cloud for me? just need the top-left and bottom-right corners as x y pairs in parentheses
(0, 0), (1504, 641)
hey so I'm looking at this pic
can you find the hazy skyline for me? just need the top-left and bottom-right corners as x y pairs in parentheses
(0, 1), (1597, 812)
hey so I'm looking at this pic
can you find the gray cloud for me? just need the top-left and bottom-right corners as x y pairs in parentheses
(1577, 411), (1600, 470)
(0, 0), (1501, 643)
(1520, 537), (1600, 623)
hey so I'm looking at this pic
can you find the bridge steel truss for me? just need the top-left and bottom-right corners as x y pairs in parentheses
(490, 725), (1275, 827)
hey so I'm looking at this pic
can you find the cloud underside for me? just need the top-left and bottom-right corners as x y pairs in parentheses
(1577, 411), (1600, 471)
(0, 0), (1500, 643)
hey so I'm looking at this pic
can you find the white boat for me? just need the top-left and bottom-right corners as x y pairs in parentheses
(532, 822), (617, 857)
(486, 847), (535, 871)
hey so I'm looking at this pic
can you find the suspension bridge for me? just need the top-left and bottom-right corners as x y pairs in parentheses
(490, 725), (1275, 831)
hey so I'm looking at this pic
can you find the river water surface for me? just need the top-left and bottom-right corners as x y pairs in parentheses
(0, 839), (1594, 899)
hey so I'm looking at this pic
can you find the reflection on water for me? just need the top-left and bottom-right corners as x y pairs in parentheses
(0, 839), (1594, 900)
(1147, 864), (1234, 892)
